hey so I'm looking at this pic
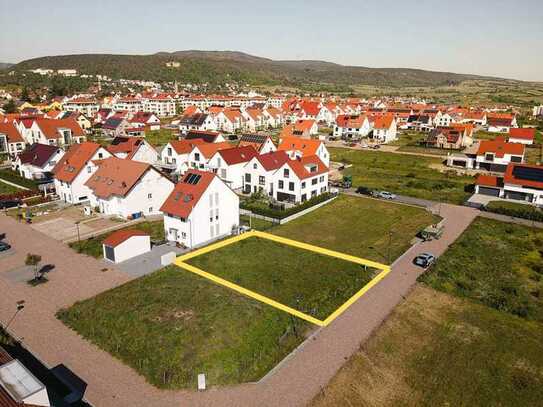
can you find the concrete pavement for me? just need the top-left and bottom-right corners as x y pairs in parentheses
(0, 203), (478, 407)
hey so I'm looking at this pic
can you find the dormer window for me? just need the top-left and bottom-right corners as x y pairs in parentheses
(485, 153), (494, 161)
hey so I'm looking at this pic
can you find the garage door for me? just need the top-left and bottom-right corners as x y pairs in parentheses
(104, 245), (115, 262)
(478, 187), (500, 197)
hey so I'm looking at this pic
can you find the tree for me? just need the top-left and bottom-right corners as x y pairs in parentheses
(21, 87), (31, 102)
(25, 253), (42, 281)
(2, 99), (17, 113)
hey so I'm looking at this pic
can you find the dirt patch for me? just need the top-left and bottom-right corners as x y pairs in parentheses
(153, 309), (195, 323)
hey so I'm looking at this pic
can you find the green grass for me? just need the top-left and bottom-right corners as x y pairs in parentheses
(186, 237), (374, 320)
(330, 148), (473, 204)
(0, 169), (39, 190)
(272, 195), (439, 263)
(389, 131), (426, 147)
(145, 129), (177, 147)
(486, 200), (543, 215)
(240, 214), (275, 231)
(0, 181), (21, 195)
(311, 286), (543, 407)
(397, 145), (449, 156)
(525, 145), (542, 164)
(420, 218), (543, 322)
(69, 221), (165, 258)
(57, 266), (310, 389)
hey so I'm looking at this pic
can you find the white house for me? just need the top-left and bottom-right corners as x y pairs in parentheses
(14, 143), (64, 181)
(0, 122), (25, 157)
(161, 170), (240, 248)
(433, 111), (453, 127)
(238, 134), (277, 154)
(53, 142), (113, 203)
(179, 113), (217, 133)
(63, 97), (100, 117)
(159, 139), (206, 174)
(208, 145), (258, 190)
(108, 137), (159, 164)
(143, 94), (176, 117)
(102, 229), (151, 263)
(271, 155), (329, 204)
(85, 156), (174, 219)
(333, 115), (371, 140)
(371, 115), (397, 143)
(187, 142), (232, 172)
(508, 128), (535, 145)
(475, 137), (525, 172)
(242, 150), (290, 195)
(487, 114), (518, 133)
(277, 136), (330, 167)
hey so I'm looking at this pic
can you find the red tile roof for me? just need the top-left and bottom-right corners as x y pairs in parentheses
(508, 128), (535, 141)
(0, 122), (24, 143)
(160, 170), (215, 219)
(85, 157), (154, 199)
(255, 150), (290, 171)
(53, 142), (102, 183)
(286, 155), (328, 180)
(169, 139), (206, 154)
(477, 137), (525, 158)
(216, 145), (257, 165)
(372, 114), (395, 130)
(476, 174), (502, 188)
(278, 137), (323, 156)
(103, 229), (149, 248)
(35, 118), (85, 140)
(194, 142), (232, 159)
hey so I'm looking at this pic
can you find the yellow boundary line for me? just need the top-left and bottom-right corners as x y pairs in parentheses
(174, 230), (391, 327)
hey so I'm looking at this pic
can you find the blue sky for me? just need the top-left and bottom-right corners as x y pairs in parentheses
(1, 0), (542, 81)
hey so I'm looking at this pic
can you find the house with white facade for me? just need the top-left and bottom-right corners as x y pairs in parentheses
(16, 118), (87, 146)
(143, 94), (176, 117)
(0, 122), (25, 157)
(242, 150), (289, 195)
(370, 115), (397, 143)
(114, 96), (143, 113)
(475, 137), (525, 172)
(187, 142), (232, 172)
(108, 137), (158, 164)
(238, 134), (277, 154)
(271, 155), (329, 204)
(85, 156), (174, 218)
(14, 143), (64, 181)
(333, 114), (371, 140)
(486, 114), (518, 133)
(161, 170), (240, 248)
(508, 128), (535, 145)
(278, 136), (330, 167)
(179, 113), (217, 133)
(63, 97), (100, 117)
(208, 145), (258, 190)
(159, 139), (206, 174)
(53, 142), (113, 203)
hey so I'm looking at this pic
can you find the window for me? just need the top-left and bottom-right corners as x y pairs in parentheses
(319, 176), (325, 182)
(148, 207), (153, 213)
(278, 180), (284, 189)
(301, 182), (306, 188)
(215, 192), (219, 206)
(289, 182), (294, 191)
(148, 193), (152, 199)
(259, 176), (265, 185)
(485, 153), (494, 161)
(511, 156), (522, 163)
(215, 208), (219, 220)
(98, 152), (103, 159)
(245, 173), (251, 182)
(167, 147), (172, 156)
(87, 166), (91, 173)
(312, 178), (318, 185)
(283, 168), (289, 178)
(209, 210), (214, 222)
(195, 152), (200, 161)
(253, 163), (257, 169)
(221, 169), (227, 178)
(209, 194), (213, 207)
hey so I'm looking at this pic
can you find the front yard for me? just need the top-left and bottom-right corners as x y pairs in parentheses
(330, 147), (473, 204)
(185, 236), (375, 320)
(57, 265), (310, 389)
(271, 195), (440, 263)
(69, 220), (165, 258)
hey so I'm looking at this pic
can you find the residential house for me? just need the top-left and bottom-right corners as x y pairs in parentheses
(433, 111), (453, 127)
(63, 97), (100, 117)
(271, 155), (329, 204)
(242, 150), (289, 195)
(17, 118), (87, 146)
(143, 94), (176, 117)
(114, 96), (143, 113)
(0, 122), (25, 157)
(280, 119), (319, 139)
(333, 114), (371, 140)
(161, 170), (240, 248)
(159, 139), (206, 174)
(108, 137), (158, 164)
(475, 163), (543, 206)
(370, 115), (397, 143)
(53, 141), (113, 203)
(187, 141), (232, 171)
(102, 117), (130, 138)
(85, 156), (174, 218)
(486, 113), (517, 133)
(179, 113), (217, 133)
(129, 111), (161, 131)
(424, 128), (464, 150)
(208, 145), (258, 190)
(508, 128), (536, 145)
(238, 134), (277, 154)
(475, 137), (524, 172)
(14, 143), (64, 181)
(278, 136), (330, 167)
(406, 114), (433, 132)
(184, 130), (226, 143)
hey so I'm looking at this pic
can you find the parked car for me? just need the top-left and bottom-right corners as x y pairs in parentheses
(377, 191), (397, 200)
(355, 186), (372, 196)
(413, 253), (436, 268)
(0, 241), (11, 252)
(0, 199), (21, 209)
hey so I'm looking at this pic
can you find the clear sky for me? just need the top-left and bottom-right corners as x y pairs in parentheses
(1, 0), (542, 81)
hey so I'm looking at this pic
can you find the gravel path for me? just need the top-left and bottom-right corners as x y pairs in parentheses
(0, 204), (478, 407)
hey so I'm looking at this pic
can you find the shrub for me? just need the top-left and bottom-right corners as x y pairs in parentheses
(240, 193), (335, 220)
(485, 202), (543, 222)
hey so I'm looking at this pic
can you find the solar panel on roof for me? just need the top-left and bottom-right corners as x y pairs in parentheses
(512, 166), (543, 182)
(184, 173), (202, 185)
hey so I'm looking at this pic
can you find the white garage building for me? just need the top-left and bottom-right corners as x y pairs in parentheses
(102, 229), (151, 263)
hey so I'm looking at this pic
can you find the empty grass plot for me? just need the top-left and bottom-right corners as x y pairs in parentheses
(176, 231), (389, 326)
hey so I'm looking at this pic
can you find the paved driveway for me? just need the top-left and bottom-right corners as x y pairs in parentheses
(0, 204), (478, 407)
(114, 243), (188, 278)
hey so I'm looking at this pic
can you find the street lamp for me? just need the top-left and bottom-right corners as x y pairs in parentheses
(368, 230), (394, 265)
(5, 300), (25, 331)
(75, 221), (81, 249)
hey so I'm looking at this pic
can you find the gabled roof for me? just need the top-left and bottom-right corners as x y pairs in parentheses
(35, 118), (85, 139)
(85, 156), (158, 199)
(0, 122), (23, 143)
(476, 174), (503, 188)
(193, 141), (232, 159)
(255, 150), (290, 171)
(180, 113), (208, 126)
(103, 117), (125, 130)
(168, 138), (206, 155)
(215, 145), (258, 165)
(504, 163), (543, 189)
(372, 114), (395, 130)
(18, 143), (61, 167)
(160, 170), (215, 219)
(508, 128), (535, 141)
(53, 142), (102, 183)
(185, 130), (222, 143)
(477, 137), (525, 158)
(103, 229), (149, 248)
(278, 136), (323, 156)
(285, 155), (328, 180)
(108, 137), (153, 159)
(336, 114), (366, 129)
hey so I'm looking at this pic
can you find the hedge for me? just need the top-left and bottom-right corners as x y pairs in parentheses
(0, 190), (42, 201)
(484, 201), (543, 223)
(240, 192), (335, 220)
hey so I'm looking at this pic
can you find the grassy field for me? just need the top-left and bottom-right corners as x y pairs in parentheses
(186, 237), (375, 320)
(57, 266), (310, 389)
(311, 285), (543, 407)
(145, 129), (178, 147)
(330, 148), (473, 204)
(0, 169), (39, 190)
(239, 214), (275, 231)
(525, 145), (542, 165)
(0, 181), (21, 195)
(486, 200), (543, 215)
(420, 218), (543, 322)
(271, 195), (439, 263)
(69, 221), (165, 258)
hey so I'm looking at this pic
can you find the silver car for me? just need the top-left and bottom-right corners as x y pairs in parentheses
(378, 191), (397, 200)
(413, 253), (436, 268)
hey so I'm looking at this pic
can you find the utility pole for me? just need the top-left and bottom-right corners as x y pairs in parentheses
(5, 300), (25, 331)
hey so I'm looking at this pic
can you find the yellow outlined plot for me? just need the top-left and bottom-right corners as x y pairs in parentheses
(175, 230), (391, 327)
